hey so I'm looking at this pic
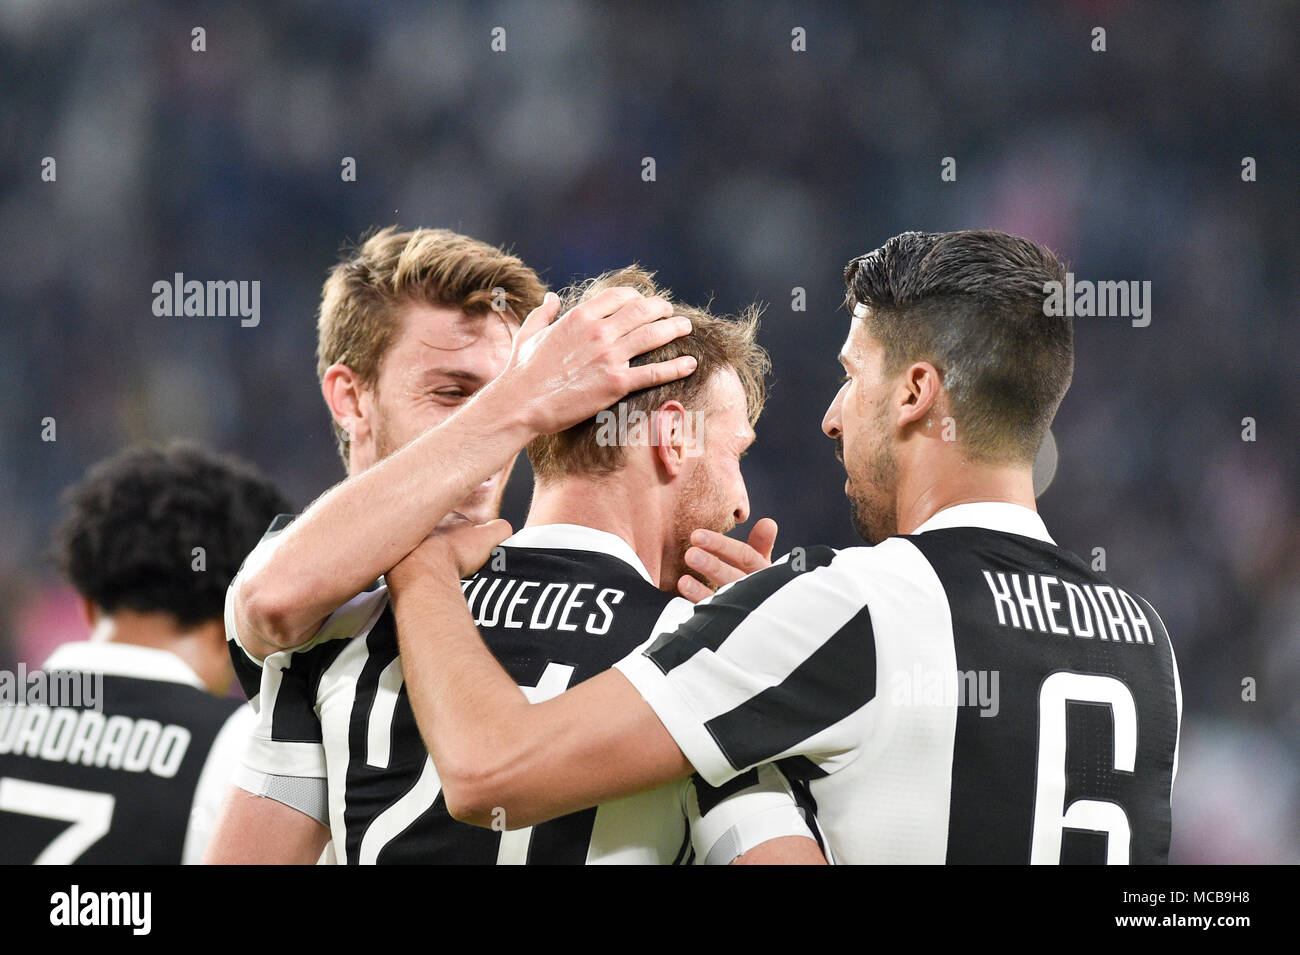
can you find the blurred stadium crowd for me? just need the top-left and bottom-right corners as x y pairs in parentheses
(1, 1), (1295, 861)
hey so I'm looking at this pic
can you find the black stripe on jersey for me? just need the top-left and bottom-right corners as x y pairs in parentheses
(693, 768), (760, 817)
(774, 754), (829, 781)
(671, 821), (693, 865)
(523, 808), (599, 864)
(642, 545), (837, 674)
(230, 643), (264, 701)
(269, 639), (349, 744)
(780, 762), (827, 857)
(704, 601), (876, 772)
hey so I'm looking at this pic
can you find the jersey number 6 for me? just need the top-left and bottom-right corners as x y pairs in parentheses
(1029, 672), (1136, 864)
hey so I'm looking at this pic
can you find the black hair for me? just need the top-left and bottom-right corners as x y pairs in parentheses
(844, 230), (1074, 463)
(53, 443), (290, 628)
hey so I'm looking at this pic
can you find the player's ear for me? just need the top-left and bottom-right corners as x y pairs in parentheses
(897, 360), (941, 429)
(653, 400), (690, 477)
(321, 363), (371, 451)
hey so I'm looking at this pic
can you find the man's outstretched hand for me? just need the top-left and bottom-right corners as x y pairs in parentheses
(500, 288), (698, 437)
(387, 513), (514, 593)
(676, 517), (778, 602)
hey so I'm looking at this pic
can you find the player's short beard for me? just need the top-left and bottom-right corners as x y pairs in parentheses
(845, 400), (899, 545)
(373, 410), (400, 464)
(665, 461), (734, 591)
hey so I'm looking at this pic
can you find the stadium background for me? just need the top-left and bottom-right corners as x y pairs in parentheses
(1, 1), (1295, 863)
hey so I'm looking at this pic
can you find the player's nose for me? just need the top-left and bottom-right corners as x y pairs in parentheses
(734, 485), (751, 526)
(822, 399), (841, 440)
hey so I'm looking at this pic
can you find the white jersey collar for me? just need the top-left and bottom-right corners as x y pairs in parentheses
(910, 502), (1056, 545)
(504, 523), (656, 585)
(42, 639), (208, 690)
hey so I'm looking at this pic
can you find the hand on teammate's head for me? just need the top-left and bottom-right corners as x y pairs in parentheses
(502, 286), (697, 437)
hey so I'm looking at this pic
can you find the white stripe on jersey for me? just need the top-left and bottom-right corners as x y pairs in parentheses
(316, 615), (381, 859)
(357, 757), (440, 865)
(497, 661), (578, 864)
(366, 657), (404, 769)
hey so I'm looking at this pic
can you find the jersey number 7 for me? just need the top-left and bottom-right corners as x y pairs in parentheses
(0, 777), (116, 864)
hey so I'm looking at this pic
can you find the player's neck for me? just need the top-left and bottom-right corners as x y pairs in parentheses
(89, 610), (228, 695)
(525, 478), (668, 585)
(894, 456), (1037, 536)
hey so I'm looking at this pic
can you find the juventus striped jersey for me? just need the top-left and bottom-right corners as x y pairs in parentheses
(0, 641), (252, 864)
(615, 502), (1183, 864)
(227, 521), (814, 864)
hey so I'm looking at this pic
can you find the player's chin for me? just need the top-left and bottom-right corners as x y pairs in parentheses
(695, 516), (735, 541)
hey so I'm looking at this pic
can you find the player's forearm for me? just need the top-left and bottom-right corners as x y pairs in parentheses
(237, 386), (535, 654)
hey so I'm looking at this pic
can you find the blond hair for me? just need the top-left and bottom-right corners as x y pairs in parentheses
(528, 266), (769, 480)
(317, 227), (547, 463)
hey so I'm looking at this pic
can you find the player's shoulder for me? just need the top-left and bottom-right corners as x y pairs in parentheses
(663, 538), (952, 657)
(1092, 572), (1173, 645)
(713, 536), (945, 608)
